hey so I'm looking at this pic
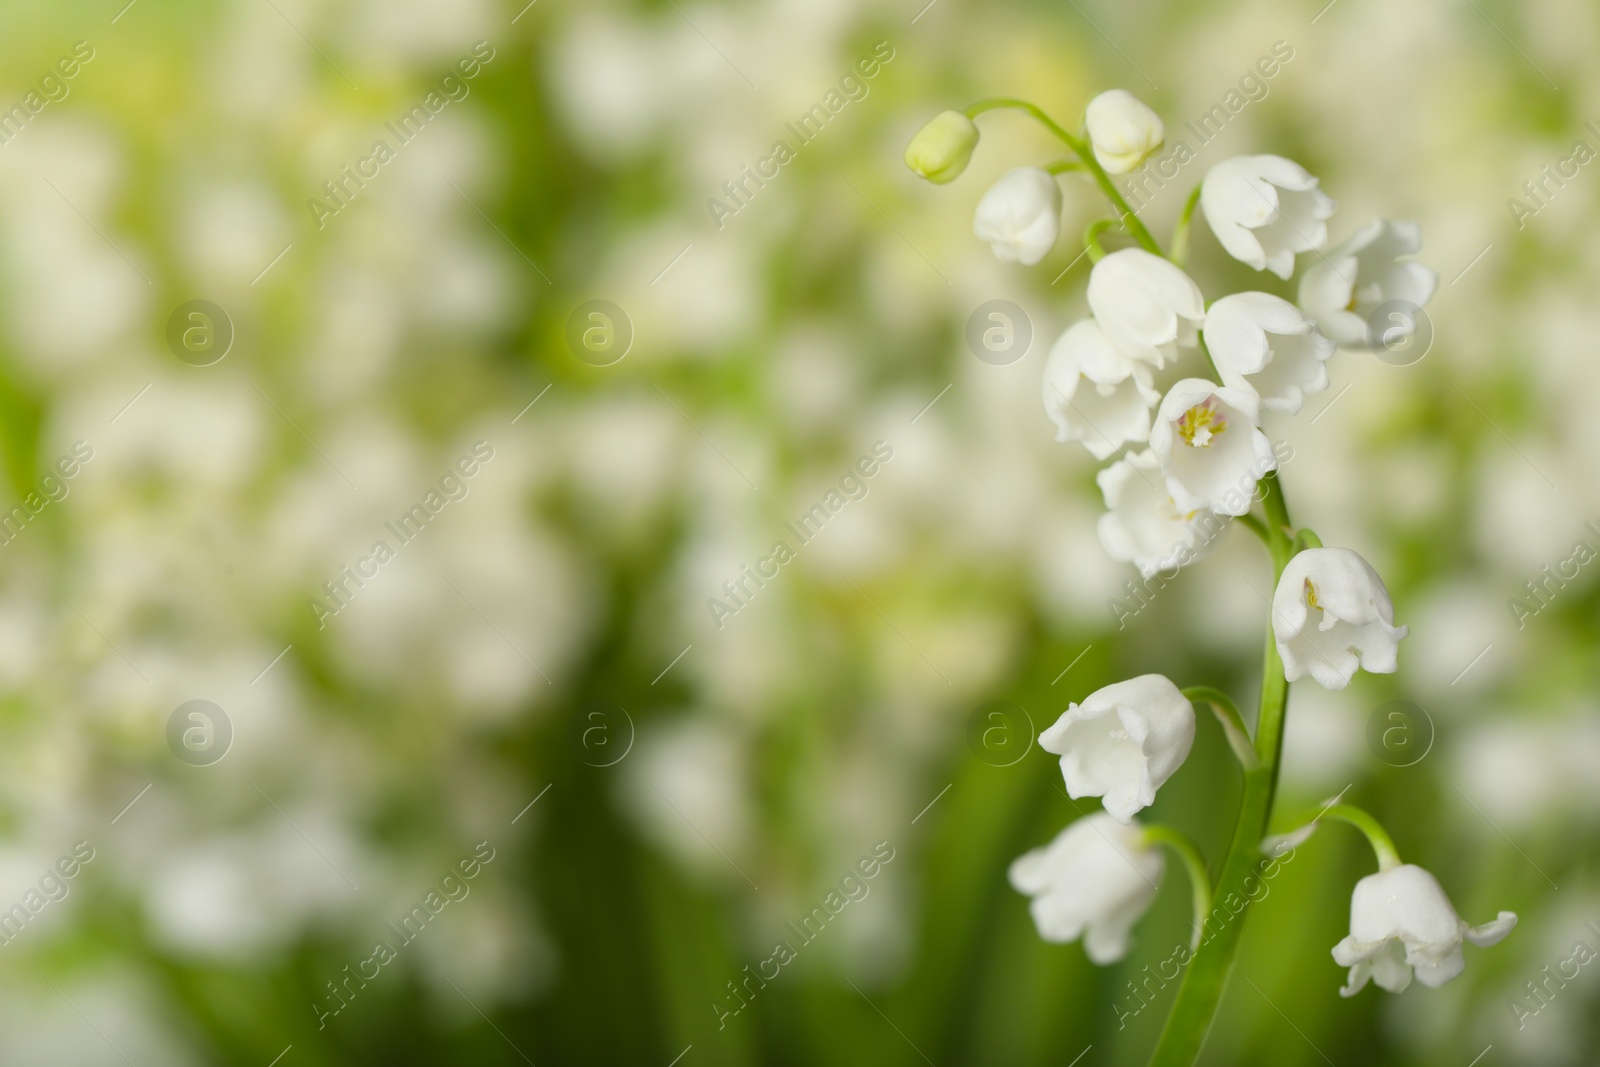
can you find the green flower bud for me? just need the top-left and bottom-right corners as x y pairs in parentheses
(904, 110), (980, 184)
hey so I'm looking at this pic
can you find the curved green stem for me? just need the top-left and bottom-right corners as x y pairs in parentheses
(1045, 159), (1086, 175)
(964, 98), (1162, 255)
(1294, 527), (1324, 552)
(1084, 218), (1119, 262)
(1259, 470), (1294, 548)
(1181, 686), (1258, 771)
(1143, 825), (1213, 951)
(1148, 471), (1295, 1067)
(1171, 183), (1204, 267)
(1235, 512), (1268, 544)
(1277, 803), (1402, 871)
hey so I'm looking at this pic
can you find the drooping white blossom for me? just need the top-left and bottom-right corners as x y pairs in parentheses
(973, 167), (1063, 265)
(1272, 547), (1407, 690)
(1040, 674), (1195, 822)
(1297, 219), (1440, 348)
(1086, 249), (1206, 368)
(1201, 155), (1336, 280)
(904, 110), (980, 184)
(1331, 864), (1517, 996)
(1203, 292), (1336, 415)
(1096, 450), (1223, 578)
(1042, 319), (1159, 459)
(1084, 90), (1164, 174)
(1148, 379), (1277, 517)
(1008, 812), (1163, 962)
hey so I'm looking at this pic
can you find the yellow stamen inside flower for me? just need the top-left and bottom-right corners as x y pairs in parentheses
(1175, 398), (1227, 448)
(1305, 578), (1320, 609)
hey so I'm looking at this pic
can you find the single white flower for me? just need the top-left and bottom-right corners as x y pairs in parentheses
(1148, 379), (1276, 517)
(1042, 319), (1159, 459)
(1298, 219), (1440, 348)
(1084, 90), (1164, 174)
(1040, 674), (1195, 822)
(1272, 547), (1408, 690)
(1200, 155), (1336, 280)
(1203, 292), (1336, 415)
(1008, 812), (1163, 962)
(1332, 864), (1517, 996)
(973, 167), (1063, 265)
(1096, 450), (1224, 578)
(904, 110), (980, 184)
(1086, 249), (1206, 368)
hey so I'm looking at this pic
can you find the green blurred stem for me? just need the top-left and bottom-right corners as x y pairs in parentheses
(1171, 183), (1204, 267)
(1181, 686), (1258, 771)
(1046, 159), (1086, 174)
(1235, 513), (1268, 543)
(1148, 470), (1295, 1067)
(1279, 803), (1403, 871)
(964, 98), (1162, 255)
(1143, 825), (1213, 951)
(1084, 218), (1119, 262)
(1294, 527), (1324, 552)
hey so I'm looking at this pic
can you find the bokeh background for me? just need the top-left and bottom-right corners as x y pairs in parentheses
(0, 0), (1596, 1064)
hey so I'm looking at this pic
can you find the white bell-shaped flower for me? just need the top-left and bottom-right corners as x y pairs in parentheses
(1148, 379), (1277, 517)
(1096, 450), (1221, 578)
(1272, 547), (1407, 690)
(1084, 90), (1164, 174)
(1008, 812), (1163, 962)
(973, 167), (1062, 265)
(1331, 864), (1517, 996)
(1086, 249), (1206, 368)
(1042, 319), (1159, 459)
(1298, 219), (1440, 348)
(1200, 155), (1336, 280)
(1203, 292), (1336, 415)
(1040, 674), (1195, 822)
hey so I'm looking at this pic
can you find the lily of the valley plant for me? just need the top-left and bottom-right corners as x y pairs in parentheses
(905, 90), (1514, 1065)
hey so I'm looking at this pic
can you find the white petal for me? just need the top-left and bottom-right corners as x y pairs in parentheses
(1087, 250), (1206, 368)
(1464, 911), (1518, 947)
(974, 167), (1064, 265)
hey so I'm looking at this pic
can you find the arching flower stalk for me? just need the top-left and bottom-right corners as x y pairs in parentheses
(903, 88), (1504, 1067)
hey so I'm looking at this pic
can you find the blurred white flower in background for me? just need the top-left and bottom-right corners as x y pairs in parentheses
(623, 719), (752, 881)
(1452, 712), (1600, 828)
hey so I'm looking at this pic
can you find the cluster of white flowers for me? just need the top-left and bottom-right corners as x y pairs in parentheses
(907, 89), (1515, 1004)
